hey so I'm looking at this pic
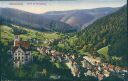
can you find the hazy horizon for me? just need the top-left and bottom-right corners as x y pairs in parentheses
(0, 0), (127, 14)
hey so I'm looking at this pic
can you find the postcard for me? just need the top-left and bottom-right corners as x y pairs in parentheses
(0, 0), (127, 81)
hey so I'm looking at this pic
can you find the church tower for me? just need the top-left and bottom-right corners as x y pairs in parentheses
(14, 35), (20, 46)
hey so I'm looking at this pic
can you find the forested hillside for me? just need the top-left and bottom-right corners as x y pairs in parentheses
(52, 5), (128, 66)
(77, 5), (127, 56)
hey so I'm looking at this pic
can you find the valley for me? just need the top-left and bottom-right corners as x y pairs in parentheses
(0, 4), (128, 81)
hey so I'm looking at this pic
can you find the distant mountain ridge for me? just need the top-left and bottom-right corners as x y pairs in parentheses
(0, 8), (76, 33)
(0, 7), (118, 32)
(42, 7), (119, 30)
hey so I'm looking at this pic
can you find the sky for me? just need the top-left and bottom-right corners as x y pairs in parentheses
(0, 0), (127, 14)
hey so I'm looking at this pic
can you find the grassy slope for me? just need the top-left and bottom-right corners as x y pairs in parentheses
(1, 25), (62, 46)
(1, 24), (72, 79)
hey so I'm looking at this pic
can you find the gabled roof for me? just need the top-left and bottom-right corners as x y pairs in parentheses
(14, 40), (30, 49)
(21, 41), (30, 49)
(12, 46), (19, 53)
(13, 46), (25, 54)
(12, 45), (31, 53)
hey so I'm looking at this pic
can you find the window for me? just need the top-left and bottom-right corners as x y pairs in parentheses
(26, 55), (28, 58)
(15, 57), (17, 60)
(25, 59), (28, 61)
(26, 52), (29, 54)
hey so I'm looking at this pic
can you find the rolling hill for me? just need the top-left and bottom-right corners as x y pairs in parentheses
(42, 7), (118, 30)
(0, 7), (118, 32)
(0, 8), (77, 33)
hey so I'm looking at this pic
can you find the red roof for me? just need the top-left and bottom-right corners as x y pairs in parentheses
(14, 40), (30, 49)
(21, 41), (30, 49)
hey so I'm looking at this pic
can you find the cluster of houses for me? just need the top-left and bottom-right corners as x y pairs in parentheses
(28, 38), (55, 45)
(8, 35), (128, 80)
(36, 46), (128, 80)
(81, 55), (128, 80)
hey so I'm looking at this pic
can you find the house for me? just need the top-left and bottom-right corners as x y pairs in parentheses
(81, 60), (93, 69)
(37, 46), (48, 54)
(85, 70), (92, 76)
(12, 35), (33, 68)
(98, 74), (104, 81)
(83, 55), (101, 66)
(103, 70), (110, 77)
(66, 61), (80, 77)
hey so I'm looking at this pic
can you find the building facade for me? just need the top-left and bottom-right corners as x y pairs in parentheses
(12, 35), (33, 68)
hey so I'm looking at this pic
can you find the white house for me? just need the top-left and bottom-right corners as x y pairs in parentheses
(12, 35), (33, 68)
